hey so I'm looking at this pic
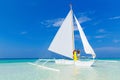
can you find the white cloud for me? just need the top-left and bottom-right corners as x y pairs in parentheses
(76, 11), (93, 23)
(97, 40), (102, 42)
(41, 16), (91, 28)
(109, 16), (120, 20)
(53, 18), (64, 27)
(77, 11), (95, 17)
(40, 18), (64, 27)
(113, 39), (120, 43)
(98, 29), (105, 33)
(94, 35), (106, 39)
(20, 31), (27, 35)
(78, 16), (91, 23)
(95, 47), (120, 52)
(95, 29), (109, 39)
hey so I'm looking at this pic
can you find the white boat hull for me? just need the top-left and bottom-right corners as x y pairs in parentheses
(55, 59), (95, 67)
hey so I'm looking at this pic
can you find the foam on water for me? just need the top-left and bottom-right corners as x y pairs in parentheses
(0, 59), (120, 80)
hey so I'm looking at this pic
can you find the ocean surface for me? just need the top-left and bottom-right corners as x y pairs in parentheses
(0, 59), (120, 80)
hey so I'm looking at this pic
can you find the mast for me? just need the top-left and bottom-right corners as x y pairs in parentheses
(70, 4), (75, 52)
(70, 3), (72, 10)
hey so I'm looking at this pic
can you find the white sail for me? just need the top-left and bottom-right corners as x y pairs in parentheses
(74, 15), (96, 58)
(48, 9), (74, 59)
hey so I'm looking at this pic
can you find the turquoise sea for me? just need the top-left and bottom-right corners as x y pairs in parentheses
(0, 59), (120, 80)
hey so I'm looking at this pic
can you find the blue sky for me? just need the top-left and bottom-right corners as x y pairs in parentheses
(0, 0), (120, 58)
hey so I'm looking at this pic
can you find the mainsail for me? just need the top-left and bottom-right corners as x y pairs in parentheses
(74, 15), (96, 58)
(48, 9), (74, 59)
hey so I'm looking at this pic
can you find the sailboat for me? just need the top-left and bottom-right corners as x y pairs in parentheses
(48, 5), (96, 67)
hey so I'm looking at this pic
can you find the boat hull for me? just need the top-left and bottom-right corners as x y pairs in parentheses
(55, 59), (95, 67)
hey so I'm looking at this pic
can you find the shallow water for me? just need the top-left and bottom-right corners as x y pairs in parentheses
(0, 59), (120, 80)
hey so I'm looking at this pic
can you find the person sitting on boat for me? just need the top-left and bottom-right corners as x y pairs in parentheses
(77, 50), (80, 59)
(73, 50), (78, 61)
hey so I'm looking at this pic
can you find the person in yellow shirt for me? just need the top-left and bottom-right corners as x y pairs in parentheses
(73, 50), (78, 61)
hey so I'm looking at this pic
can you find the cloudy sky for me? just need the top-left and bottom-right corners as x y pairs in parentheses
(0, 0), (120, 58)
